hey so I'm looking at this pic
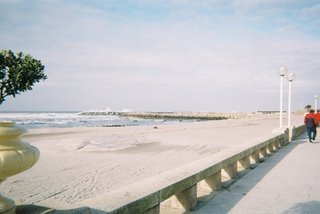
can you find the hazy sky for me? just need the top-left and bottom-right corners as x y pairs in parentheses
(1, 0), (320, 112)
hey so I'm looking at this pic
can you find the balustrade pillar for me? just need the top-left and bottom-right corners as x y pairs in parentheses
(224, 162), (237, 179)
(174, 184), (197, 211)
(239, 156), (250, 169)
(205, 171), (222, 191)
(274, 141), (281, 150)
(251, 151), (260, 163)
(268, 143), (275, 153)
(260, 147), (268, 158)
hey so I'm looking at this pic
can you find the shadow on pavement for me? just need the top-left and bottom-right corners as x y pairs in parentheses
(16, 204), (107, 214)
(282, 200), (320, 213)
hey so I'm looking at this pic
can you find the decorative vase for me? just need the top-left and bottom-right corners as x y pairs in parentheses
(0, 121), (40, 213)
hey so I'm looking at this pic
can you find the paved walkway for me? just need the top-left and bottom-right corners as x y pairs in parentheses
(192, 132), (320, 214)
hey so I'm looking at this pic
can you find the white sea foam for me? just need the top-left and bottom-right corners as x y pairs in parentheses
(0, 111), (175, 129)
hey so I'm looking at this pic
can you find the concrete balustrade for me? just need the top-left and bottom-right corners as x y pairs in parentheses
(291, 125), (305, 139)
(81, 125), (305, 214)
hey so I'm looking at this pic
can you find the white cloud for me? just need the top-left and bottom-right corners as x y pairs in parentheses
(1, 0), (320, 112)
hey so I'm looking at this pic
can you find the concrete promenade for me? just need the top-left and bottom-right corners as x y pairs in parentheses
(192, 132), (320, 214)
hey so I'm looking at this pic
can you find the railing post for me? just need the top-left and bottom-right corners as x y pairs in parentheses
(224, 162), (237, 179)
(175, 184), (197, 211)
(205, 171), (222, 191)
(288, 128), (293, 143)
(260, 147), (268, 158)
(267, 143), (275, 153)
(239, 156), (250, 169)
(251, 151), (260, 163)
(283, 129), (289, 145)
(273, 142), (280, 150)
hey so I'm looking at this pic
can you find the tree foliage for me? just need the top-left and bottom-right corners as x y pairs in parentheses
(0, 50), (47, 105)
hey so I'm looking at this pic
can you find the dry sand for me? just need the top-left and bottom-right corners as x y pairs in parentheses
(1, 113), (304, 210)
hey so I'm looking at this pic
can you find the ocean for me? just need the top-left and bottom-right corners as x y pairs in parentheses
(0, 111), (176, 129)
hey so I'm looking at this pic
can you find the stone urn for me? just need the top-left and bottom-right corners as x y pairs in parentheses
(0, 121), (40, 213)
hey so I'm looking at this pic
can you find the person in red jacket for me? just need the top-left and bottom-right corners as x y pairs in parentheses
(314, 110), (320, 127)
(304, 109), (317, 143)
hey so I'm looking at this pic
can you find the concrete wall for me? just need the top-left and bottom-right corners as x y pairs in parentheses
(90, 125), (305, 214)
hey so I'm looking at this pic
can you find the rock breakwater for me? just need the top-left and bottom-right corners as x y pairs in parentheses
(78, 111), (259, 121)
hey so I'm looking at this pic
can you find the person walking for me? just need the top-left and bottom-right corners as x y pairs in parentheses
(304, 109), (317, 143)
(314, 110), (320, 127)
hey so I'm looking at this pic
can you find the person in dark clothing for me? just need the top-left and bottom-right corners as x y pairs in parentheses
(304, 109), (317, 143)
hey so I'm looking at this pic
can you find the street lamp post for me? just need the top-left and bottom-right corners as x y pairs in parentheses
(279, 66), (288, 129)
(287, 73), (295, 128)
(315, 95), (318, 113)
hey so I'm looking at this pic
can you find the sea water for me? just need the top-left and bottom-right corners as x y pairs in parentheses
(0, 111), (172, 129)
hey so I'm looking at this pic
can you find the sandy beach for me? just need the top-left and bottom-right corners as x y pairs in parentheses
(1, 113), (304, 210)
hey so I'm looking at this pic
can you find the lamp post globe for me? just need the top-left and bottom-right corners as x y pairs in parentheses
(288, 73), (295, 82)
(279, 66), (288, 76)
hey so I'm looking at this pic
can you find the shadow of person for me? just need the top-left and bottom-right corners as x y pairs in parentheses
(282, 200), (320, 213)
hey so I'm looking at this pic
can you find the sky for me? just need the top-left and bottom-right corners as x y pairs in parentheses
(1, 0), (320, 112)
